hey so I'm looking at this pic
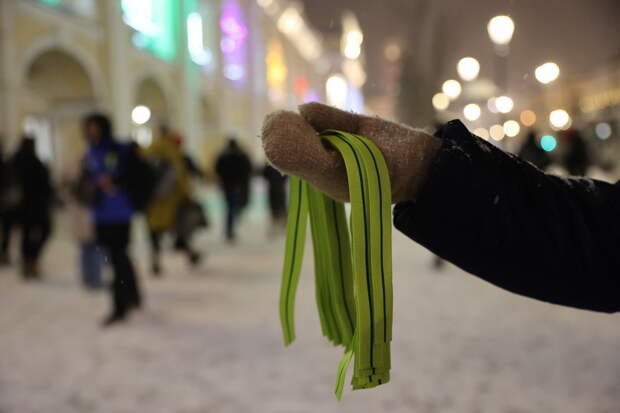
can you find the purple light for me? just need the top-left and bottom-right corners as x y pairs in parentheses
(220, 16), (247, 38)
(303, 90), (320, 103)
(219, 0), (247, 84)
(220, 38), (239, 54)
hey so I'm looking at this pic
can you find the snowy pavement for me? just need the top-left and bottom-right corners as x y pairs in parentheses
(1, 201), (620, 413)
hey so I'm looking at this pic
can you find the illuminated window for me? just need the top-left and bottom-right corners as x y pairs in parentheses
(121, 0), (179, 61)
(220, 0), (248, 85)
(266, 39), (287, 102)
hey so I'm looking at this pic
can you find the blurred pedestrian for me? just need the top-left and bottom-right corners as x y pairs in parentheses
(262, 164), (287, 236)
(171, 134), (208, 263)
(562, 128), (590, 176)
(144, 127), (197, 276)
(82, 113), (141, 326)
(518, 131), (551, 170)
(66, 158), (104, 290)
(7, 137), (54, 279)
(0, 142), (13, 265)
(215, 138), (252, 243)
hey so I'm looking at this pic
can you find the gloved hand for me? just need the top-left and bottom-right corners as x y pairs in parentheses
(261, 102), (442, 203)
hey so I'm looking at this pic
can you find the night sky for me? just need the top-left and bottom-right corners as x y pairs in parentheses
(300, 0), (620, 100)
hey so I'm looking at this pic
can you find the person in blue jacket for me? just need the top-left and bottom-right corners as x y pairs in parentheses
(262, 102), (620, 314)
(83, 113), (142, 326)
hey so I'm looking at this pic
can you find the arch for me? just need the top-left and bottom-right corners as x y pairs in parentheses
(19, 36), (106, 104)
(25, 49), (94, 104)
(134, 76), (170, 127)
(133, 68), (176, 126)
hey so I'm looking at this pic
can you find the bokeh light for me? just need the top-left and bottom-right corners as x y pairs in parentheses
(535, 62), (560, 84)
(495, 96), (514, 114)
(503, 120), (520, 137)
(457, 57), (480, 81)
(487, 97), (498, 113)
(442, 79), (462, 100)
(131, 105), (151, 125)
(549, 109), (571, 130)
(487, 15), (515, 45)
(463, 103), (481, 121)
(595, 122), (612, 140)
(541, 135), (557, 152)
(384, 41), (402, 62)
(520, 110), (536, 126)
(490, 124), (505, 141)
(473, 127), (489, 140)
(432, 92), (450, 111)
(326, 74), (348, 109)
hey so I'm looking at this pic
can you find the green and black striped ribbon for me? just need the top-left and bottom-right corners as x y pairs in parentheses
(278, 130), (393, 399)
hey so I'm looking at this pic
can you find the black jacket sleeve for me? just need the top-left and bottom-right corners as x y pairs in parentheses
(393, 120), (620, 313)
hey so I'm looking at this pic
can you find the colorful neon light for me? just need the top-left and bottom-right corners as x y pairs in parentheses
(220, 0), (247, 84)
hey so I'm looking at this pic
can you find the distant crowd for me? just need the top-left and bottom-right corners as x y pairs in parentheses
(0, 113), (288, 326)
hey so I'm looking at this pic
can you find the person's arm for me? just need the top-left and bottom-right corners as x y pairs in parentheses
(262, 103), (620, 313)
(394, 120), (620, 313)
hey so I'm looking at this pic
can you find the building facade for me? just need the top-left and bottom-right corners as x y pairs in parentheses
(0, 0), (328, 173)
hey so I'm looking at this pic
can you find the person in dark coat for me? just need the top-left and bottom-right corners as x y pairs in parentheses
(262, 102), (620, 314)
(0, 142), (12, 265)
(562, 128), (590, 176)
(518, 131), (551, 171)
(215, 138), (252, 242)
(82, 113), (142, 326)
(262, 164), (287, 235)
(7, 137), (54, 278)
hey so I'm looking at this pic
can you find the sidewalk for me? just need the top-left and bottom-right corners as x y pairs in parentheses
(1, 195), (620, 412)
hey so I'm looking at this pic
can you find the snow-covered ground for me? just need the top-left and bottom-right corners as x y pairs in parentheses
(1, 195), (620, 413)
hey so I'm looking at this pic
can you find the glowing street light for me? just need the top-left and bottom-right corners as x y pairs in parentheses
(432, 92), (450, 111)
(487, 15), (515, 46)
(503, 120), (520, 137)
(495, 96), (514, 113)
(489, 124), (505, 141)
(341, 12), (363, 60)
(131, 105), (151, 125)
(540, 135), (557, 152)
(442, 79), (462, 100)
(457, 57), (480, 81)
(473, 128), (489, 140)
(463, 103), (481, 121)
(549, 109), (571, 130)
(326, 74), (349, 109)
(535, 62), (560, 84)
(520, 110), (536, 126)
(384, 41), (402, 62)
(595, 122), (612, 140)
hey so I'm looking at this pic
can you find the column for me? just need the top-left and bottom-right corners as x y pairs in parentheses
(0, 0), (19, 150)
(103, 1), (132, 138)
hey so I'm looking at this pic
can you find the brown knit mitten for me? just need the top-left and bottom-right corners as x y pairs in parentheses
(261, 102), (442, 203)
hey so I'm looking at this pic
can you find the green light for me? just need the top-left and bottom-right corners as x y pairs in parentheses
(540, 135), (557, 152)
(121, 0), (179, 61)
(38, 0), (62, 5)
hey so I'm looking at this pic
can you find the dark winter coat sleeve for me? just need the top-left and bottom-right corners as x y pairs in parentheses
(393, 120), (620, 313)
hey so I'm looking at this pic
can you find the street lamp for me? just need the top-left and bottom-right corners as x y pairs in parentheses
(549, 109), (571, 130)
(535, 62), (560, 84)
(326, 74), (349, 109)
(487, 15), (515, 47)
(432, 93), (450, 111)
(495, 96), (514, 113)
(131, 105), (151, 125)
(503, 120), (520, 137)
(442, 79), (462, 100)
(457, 57), (480, 81)
(463, 103), (481, 121)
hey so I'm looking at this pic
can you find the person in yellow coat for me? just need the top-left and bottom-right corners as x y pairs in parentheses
(144, 126), (198, 276)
